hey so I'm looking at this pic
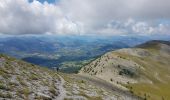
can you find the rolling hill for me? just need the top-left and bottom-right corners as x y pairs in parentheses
(0, 54), (140, 100)
(79, 40), (170, 100)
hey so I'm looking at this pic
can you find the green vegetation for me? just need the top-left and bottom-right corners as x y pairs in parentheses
(1, 40), (170, 100)
(60, 59), (94, 73)
(123, 47), (170, 99)
(119, 68), (135, 77)
(0, 68), (11, 79)
(19, 88), (30, 97)
(0, 54), (61, 99)
(126, 82), (170, 100)
(110, 78), (113, 82)
(49, 86), (57, 95)
(0, 92), (12, 98)
(29, 74), (39, 80)
(0, 83), (8, 90)
(80, 40), (170, 100)
(17, 76), (27, 86)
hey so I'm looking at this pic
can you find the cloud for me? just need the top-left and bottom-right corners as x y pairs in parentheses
(0, 0), (170, 35)
(98, 19), (170, 35)
(0, 0), (81, 35)
(60, 0), (170, 35)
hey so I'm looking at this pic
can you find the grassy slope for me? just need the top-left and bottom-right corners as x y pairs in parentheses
(0, 54), (125, 100)
(80, 40), (170, 100)
(0, 54), (61, 99)
(125, 48), (170, 100)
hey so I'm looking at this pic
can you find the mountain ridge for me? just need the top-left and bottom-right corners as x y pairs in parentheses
(0, 54), (140, 100)
(79, 40), (170, 100)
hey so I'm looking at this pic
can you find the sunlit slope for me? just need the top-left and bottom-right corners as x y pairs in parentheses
(0, 54), (139, 100)
(0, 54), (62, 99)
(79, 40), (170, 100)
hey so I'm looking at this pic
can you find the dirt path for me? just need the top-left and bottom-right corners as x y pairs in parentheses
(74, 74), (142, 100)
(54, 73), (142, 100)
(55, 73), (88, 100)
(56, 74), (67, 100)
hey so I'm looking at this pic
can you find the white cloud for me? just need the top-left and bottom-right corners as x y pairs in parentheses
(0, 0), (82, 35)
(97, 19), (170, 35)
(0, 0), (170, 35)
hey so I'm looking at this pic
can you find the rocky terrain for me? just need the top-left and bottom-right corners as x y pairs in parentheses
(0, 54), (139, 100)
(1, 40), (169, 100)
(80, 40), (170, 100)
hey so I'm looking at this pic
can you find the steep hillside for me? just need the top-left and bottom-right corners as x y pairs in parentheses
(79, 40), (170, 100)
(0, 54), (140, 100)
